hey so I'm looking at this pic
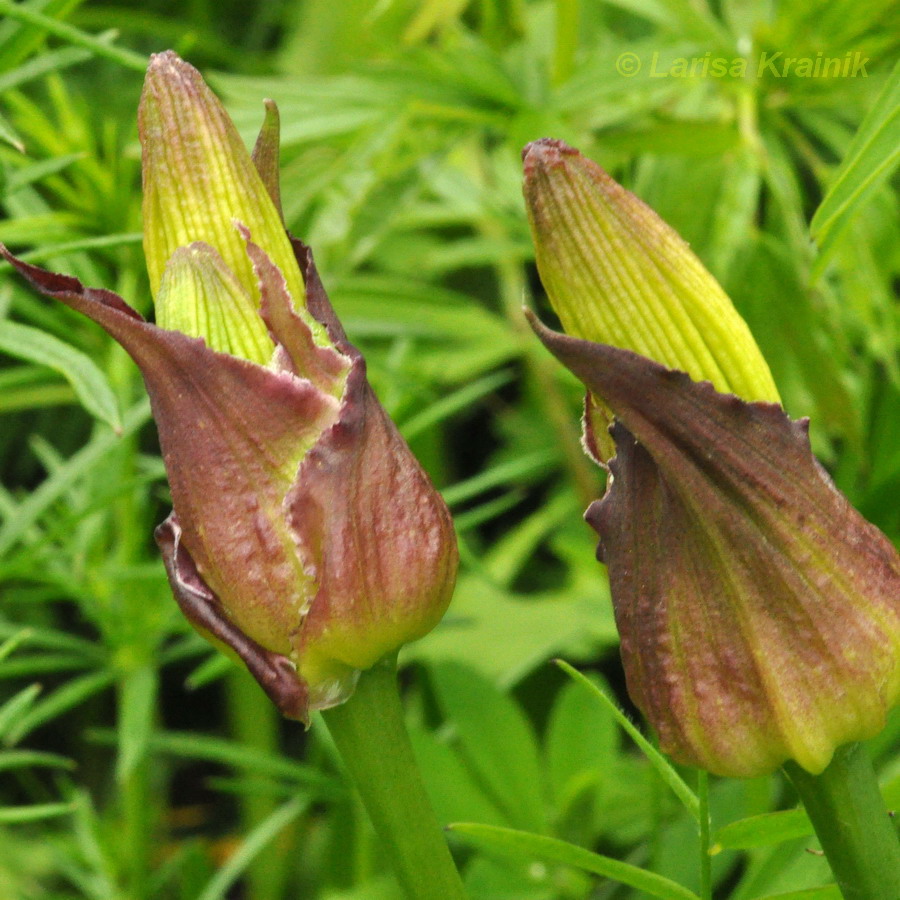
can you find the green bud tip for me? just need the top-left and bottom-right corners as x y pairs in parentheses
(522, 138), (780, 408)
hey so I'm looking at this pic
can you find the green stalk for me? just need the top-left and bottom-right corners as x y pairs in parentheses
(322, 655), (467, 900)
(552, 0), (579, 85)
(784, 742), (900, 900)
(226, 669), (288, 900)
(697, 770), (711, 900)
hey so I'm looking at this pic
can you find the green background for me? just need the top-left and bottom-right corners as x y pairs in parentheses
(0, 1), (898, 897)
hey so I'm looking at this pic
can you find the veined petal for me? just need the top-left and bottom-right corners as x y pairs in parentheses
(522, 139), (778, 404)
(523, 139), (779, 461)
(140, 52), (304, 311)
(156, 242), (274, 365)
(529, 312), (900, 777)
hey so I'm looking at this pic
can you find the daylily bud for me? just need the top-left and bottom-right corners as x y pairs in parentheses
(522, 141), (900, 778)
(0, 53), (457, 723)
(523, 138), (779, 461)
(140, 51), (302, 312)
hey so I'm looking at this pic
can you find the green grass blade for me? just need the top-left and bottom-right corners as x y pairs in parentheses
(441, 449), (556, 507)
(400, 369), (514, 441)
(0, 749), (75, 771)
(116, 665), (157, 783)
(0, 801), (75, 823)
(555, 659), (700, 822)
(0, 233), (143, 271)
(0, 628), (33, 663)
(0, 399), (150, 555)
(449, 823), (701, 900)
(0, 108), (24, 152)
(0, 683), (42, 740)
(195, 797), (306, 900)
(0, 320), (120, 429)
(712, 808), (813, 851)
(0, 45), (92, 94)
(0, 0), (147, 71)
(4, 669), (116, 745)
(6, 153), (86, 192)
(811, 60), (900, 271)
(0, 622), (107, 657)
(757, 888), (842, 900)
(131, 730), (344, 796)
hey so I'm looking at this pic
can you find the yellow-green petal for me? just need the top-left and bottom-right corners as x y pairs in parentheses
(139, 51), (304, 311)
(523, 139), (780, 406)
(155, 242), (274, 365)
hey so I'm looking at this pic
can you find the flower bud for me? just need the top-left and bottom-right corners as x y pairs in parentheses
(522, 140), (900, 778)
(0, 53), (458, 723)
(140, 51), (302, 311)
(523, 138), (779, 461)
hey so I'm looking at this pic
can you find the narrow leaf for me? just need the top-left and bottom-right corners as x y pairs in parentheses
(4, 670), (116, 745)
(431, 662), (547, 832)
(758, 888), (841, 900)
(0, 400), (150, 556)
(116, 665), (157, 783)
(196, 798), (306, 900)
(0, 319), (120, 429)
(142, 730), (343, 796)
(0, 628), (32, 663)
(0, 108), (24, 152)
(0, 684), (42, 740)
(0, 749), (75, 772)
(0, 801), (75, 823)
(712, 808), (813, 851)
(0, 1), (147, 71)
(811, 60), (900, 270)
(449, 823), (701, 900)
(555, 659), (700, 821)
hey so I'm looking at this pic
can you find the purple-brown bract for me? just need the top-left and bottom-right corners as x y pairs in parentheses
(527, 313), (900, 777)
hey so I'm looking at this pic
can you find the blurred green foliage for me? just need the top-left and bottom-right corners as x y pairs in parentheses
(0, 0), (898, 897)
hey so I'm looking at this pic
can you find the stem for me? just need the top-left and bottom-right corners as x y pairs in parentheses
(226, 669), (288, 900)
(116, 669), (154, 900)
(784, 742), (900, 900)
(697, 770), (711, 900)
(322, 655), (467, 900)
(553, 0), (579, 85)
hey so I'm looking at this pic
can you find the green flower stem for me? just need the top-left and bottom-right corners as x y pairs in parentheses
(553, 0), (579, 85)
(784, 742), (900, 900)
(697, 770), (711, 900)
(322, 654), (467, 899)
(227, 670), (287, 900)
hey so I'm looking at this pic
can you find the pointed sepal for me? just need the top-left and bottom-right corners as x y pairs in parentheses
(251, 99), (284, 223)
